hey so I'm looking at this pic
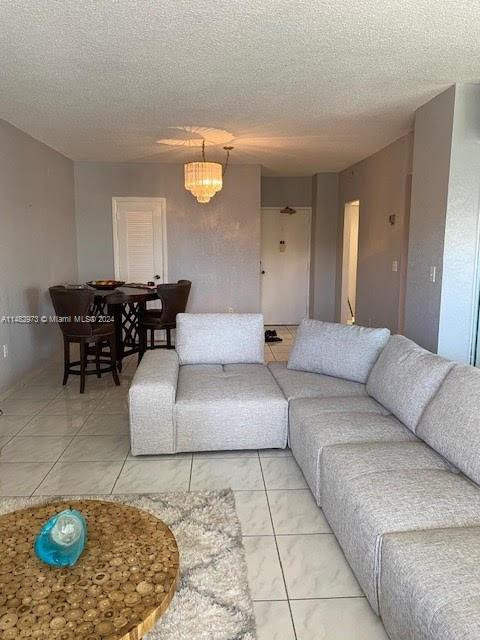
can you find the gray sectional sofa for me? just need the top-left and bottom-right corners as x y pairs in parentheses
(129, 313), (480, 640)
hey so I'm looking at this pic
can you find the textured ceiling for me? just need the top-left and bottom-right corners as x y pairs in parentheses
(1, 0), (480, 175)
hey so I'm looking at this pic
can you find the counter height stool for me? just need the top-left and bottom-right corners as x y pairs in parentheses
(49, 286), (120, 393)
(138, 280), (191, 361)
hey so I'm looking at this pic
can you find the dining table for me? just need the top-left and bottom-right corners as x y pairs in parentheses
(91, 286), (158, 370)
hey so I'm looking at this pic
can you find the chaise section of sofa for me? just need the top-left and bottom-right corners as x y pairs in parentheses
(175, 362), (288, 451)
(129, 312), (288, 455)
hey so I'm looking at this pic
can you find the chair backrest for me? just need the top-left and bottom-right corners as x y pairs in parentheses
(49, 286), (94, 336)
(176, 313), (264, 365)
(156, 280), (192, 326)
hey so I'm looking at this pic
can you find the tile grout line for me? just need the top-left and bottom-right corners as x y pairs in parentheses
(258, 455), (298, 640)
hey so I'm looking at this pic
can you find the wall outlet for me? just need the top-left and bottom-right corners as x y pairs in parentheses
(429, 266), (437, 283)
(227, 307), (234, 313)
(2, 344), (8, 358)
(392, 260), (398, 272)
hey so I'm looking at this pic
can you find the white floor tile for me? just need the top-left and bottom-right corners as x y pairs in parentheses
(60, 435), (130, 461)
(113, 459), (191, 493)
(268, 489), (331, 535)
(93, 391), (129, 414)
(243, 536), (287, 600)
(1, 435), (73, 462)
(234, 490), (273, 536)
(190, 457), (264, 491)
(35, 461), (123, 495)
(0, 462), (53, 496)
(261, 457), (307, 490)
(40, 396), (101, 416)
(19, 414), (86, 436)
(290, 598), (388, 640)
(254, 601), (296, 640)
(78, 414), (130, 436)
(7, 387), (61, 401)
(277, 534), (362, 599)
(0, 415), (31, 437)
(1, 397), (52, 416)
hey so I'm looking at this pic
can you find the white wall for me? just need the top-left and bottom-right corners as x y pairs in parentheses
(74, 163), (261, 313)
(0, 119), (77, 395)
(437, 85), (480, 361)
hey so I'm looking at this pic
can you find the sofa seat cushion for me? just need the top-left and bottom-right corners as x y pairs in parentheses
(379, 527), (480, 640)
(290, 396), (389, 426)
(321, 468), (480, 614)
(289, 411), (416, 505)
(321, 441), (455, 486)
(175, 364), (288, 451)
(268, 361), (367, 401)
(417, 364), (480, 485)
(366, 335), (454, 432)
(287, 319), (390, 383)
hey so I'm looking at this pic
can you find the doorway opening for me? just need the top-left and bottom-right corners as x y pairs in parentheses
(260, 207), (311, 325)
(341, 200), (360, 325)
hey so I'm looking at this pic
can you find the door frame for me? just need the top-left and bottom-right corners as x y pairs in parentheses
(340, 200), (360, 324)
(111, 197), (168, 282)
(260, 206), (312, 324)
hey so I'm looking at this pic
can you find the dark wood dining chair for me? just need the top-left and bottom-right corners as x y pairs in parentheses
(138, 280), (192, 361)
(49, 286), (120, 393)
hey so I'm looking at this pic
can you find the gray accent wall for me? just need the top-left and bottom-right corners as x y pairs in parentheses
(0, 119), (77, 395)
(74, 163), (261, 313)
(406, 84), (480, 362)
(404, 87), (455, 352)
(311, 174), (339, 321)
(337, 134), (413, 332)
(261, 176), (313, 207)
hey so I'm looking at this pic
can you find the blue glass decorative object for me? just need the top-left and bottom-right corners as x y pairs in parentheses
(34, 509), (87, 567)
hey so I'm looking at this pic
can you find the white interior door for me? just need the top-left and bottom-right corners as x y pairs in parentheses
(260, 207), (311, 325)
(112, 197), (168, 286)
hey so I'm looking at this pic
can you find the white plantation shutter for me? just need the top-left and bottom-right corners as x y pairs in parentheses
(113, 198), (167, 292)
(126, 211), (155, 282)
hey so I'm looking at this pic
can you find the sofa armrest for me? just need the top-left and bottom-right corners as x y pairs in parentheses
(129, 349), (179, 455)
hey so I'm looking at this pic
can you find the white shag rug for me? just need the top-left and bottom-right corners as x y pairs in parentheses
(0, 491), (256, 640)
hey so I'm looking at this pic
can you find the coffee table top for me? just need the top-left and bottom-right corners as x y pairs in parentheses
(0, 500), (180, 639)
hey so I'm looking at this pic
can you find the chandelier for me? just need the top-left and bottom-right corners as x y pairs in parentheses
(184, 141), (233, 204)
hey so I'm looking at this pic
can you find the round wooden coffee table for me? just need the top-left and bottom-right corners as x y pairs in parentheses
(0, 500), (180, 639)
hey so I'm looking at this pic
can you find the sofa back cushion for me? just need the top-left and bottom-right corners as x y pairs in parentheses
(176, 313), (264, 365)
(366, 335), (454, 432)
(287, 320), (390, 383)
(417, 364), (480, 484)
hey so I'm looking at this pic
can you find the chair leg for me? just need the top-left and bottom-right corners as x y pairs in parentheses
(62, 338), (70, 386)
(150, 328), (155, 349)
(109, 337), (120, 386)
(166, 328), (172, 349)
(95, 342), (101, 378)
(80, 342), (87, 394)
(138, 326), (147, 364)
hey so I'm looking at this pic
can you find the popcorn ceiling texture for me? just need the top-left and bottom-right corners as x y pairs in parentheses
(1, 0), (479, 174)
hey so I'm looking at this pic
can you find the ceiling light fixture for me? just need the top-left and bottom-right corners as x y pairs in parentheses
(184, 141), (233, 204)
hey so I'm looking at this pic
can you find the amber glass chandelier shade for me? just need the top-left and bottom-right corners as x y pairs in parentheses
(184, 161), (223, 203)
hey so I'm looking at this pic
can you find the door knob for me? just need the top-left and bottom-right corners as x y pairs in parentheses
(154, 275), (161, 280)
(261, 270), (265, 274)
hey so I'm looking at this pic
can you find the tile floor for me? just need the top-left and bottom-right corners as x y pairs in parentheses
(0, 325), (388, 639)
